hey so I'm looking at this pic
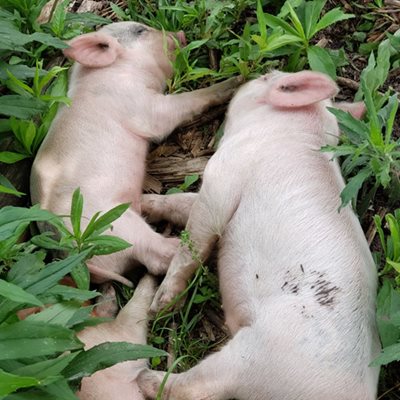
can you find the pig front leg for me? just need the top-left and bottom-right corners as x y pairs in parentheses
(147, 77), (243, 140)
(142, 193), (197, 226)
(150, 165), (241, 314)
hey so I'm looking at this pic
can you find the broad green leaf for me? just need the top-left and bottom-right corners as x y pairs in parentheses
(0, 320), (82, 360)
(70, 263), (90, 291)
(70, 188), (83, 239)
(264, 13), (299, 37)
(21, 252), (90, 296)
(307, 46), (336, 79)
(256, 0), (267, 43)
(0, 280), (43, 307)
(0, 62), (41, 81)
(340, 167), (371, 208)
(0, 151), (29, 164)
(303, 0), (326, 39)
(0, 174), (24, 197)
(12, 353), (78, 381)
(0, 369), (39, 397)
(327, 107), (369, 143)
(45, 285), (98, 303)
(313, 8), (354, 36)
(370, 342), (400, 366)
(41, 379), (78, 400)
(383, 94), (399, 145)
(0, 96), (47, 119)
(361, 78), (382, 147)
(65, 12), (111, 27)
(63, 342), (167, 381)
(0, 205), (58, 241)
(287, 3), (306, 42)
(26, 303), (81, 326)
(81, 203), (130, 241)
(88, 235), (132, 256)
(376, 280), (400, 347)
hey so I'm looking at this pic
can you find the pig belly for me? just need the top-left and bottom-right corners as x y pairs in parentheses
(229, 311), (379, 400)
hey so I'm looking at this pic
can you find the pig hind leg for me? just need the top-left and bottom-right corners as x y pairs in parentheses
(137, 328), (253, 400)
(141, 193), (197, 226)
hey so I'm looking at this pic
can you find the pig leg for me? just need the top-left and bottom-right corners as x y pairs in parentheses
(93, 282), (119, 318)
(150, 165), (241, 313)
(145, 77), (243, 140)
(88, 208), (179, 283)
(137, 327), (251, 400)
(113, 274), (157, 341)
(141, 193), (197, 226)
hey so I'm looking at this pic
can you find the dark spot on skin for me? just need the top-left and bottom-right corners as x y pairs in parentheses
(97, 42), (109, 50)
(313, 279), (340, 307)
(256, 274), (259, 279)
(281, 281), (288, 290)
(300, 264), (304, 273)
(280, 84), (297, 92)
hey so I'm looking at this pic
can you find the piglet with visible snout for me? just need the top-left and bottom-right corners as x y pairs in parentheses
(76, 274), (156, 400)
(30, 21), (241, 286)
(137, 71), (381, 400)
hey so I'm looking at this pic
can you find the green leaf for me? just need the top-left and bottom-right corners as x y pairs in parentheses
(307, 46), (336, 79)
(0, 96), (47, 119)
(46, 285), (98, 303)
(376, 280), (400, 347)
(26, 302), (81, 326)
(370, 342), (400, 366)
(63, 342), (167, 381)
(81, 203), (130, 241)
(87, 235), (132, 256)
(70, 263), (90, 291)
(303, 0), (326, 39)
(313, 8), (354, 36)
(70, 188), (83, 239)
(12, 353), (78, 381)
(264, 13), (299, 37)
(256, 0), (267, 43)
(0, 280), (43, 307)
(0, 151), (29, 164)
(0, 175), (24, 197)
(0, 369), (39, 397)
(340, 167), (371, 208)
(287, 3), (306, 42)
(0, 205), (58, 241)
(0, 321), (83, 360)
(327, 107), (369, 143)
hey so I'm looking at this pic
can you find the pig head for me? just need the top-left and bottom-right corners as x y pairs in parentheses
(30, 21), (241, 286)
(137, 71), (380, 400)
(76, 275), (156, 400)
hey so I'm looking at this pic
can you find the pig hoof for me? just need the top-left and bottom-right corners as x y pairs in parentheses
(137, 369), (162, 399)
(146, 238), (180, 275)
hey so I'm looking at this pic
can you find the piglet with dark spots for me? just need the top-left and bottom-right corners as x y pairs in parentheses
(30, 22), (241, 286)
(138, 71), (380, 399)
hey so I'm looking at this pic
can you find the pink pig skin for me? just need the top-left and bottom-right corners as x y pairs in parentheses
(76, 275), (156, 400)
(30, 22), (241, 286)
(137, 71), (380, 400)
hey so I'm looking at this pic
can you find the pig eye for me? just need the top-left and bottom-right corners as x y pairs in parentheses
(131, 26), (148, 36)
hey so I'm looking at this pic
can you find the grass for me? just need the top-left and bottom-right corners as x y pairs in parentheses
(0, 0), (399, 398)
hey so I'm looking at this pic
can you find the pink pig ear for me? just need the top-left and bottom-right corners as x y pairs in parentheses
(63, 32), (123, 68)
(332, 101), (366, 120)
(262, 71), (339, 108)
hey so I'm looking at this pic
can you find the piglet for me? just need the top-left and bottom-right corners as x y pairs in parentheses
(137, 71), (381, 400)
(30, 21), (241, 286)
(76, 274), (156, 400)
